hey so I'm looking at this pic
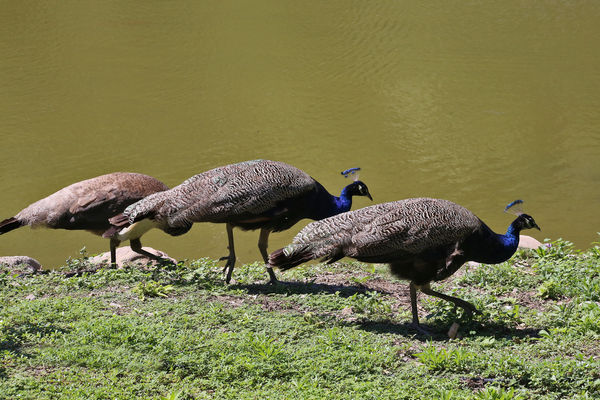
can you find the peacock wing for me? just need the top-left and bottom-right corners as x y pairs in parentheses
(169, 160), (316, 225)
(348, 198), (481, 258)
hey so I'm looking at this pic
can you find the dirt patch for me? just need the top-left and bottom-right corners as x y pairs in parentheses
(205, 293), (300, 313)
(462, 376), (488, 390)
(361, 277), (410, 296)
(206, 294), (248, 308)
(24, 365), (57, 377)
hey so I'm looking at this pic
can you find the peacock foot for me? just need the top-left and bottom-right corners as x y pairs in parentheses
(219, 254), (236, 283)
(409, 322), (431, 336)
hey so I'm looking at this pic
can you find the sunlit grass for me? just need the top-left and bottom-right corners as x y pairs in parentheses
(1, 239), (599, 399)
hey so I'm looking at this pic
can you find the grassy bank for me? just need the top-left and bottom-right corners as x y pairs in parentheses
(1, 240), (599, 399)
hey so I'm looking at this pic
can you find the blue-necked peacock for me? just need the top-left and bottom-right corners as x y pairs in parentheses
(105, 160), (372, 283)
(269, 198), (540, 330)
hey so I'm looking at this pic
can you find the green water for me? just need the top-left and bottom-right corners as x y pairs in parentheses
(1, 1), (599, 268)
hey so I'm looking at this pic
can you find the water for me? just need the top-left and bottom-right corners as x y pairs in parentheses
(1, 1), (599, 268)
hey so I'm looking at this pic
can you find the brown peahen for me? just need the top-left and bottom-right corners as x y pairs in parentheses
(0, 172), (169, 265)
(269, 198), (540, 331)
(104, 159), (372, 283)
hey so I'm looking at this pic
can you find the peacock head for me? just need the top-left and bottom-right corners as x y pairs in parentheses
(340, 167), (372, 200)
(514, 214), (540, 231)
(345, 180), (373, 200)
(504, 200), (540, 231)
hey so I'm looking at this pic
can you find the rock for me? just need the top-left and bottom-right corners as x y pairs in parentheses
(448, 322), (460, 339)
(87, 247), (176, 268)
(519, 235), (543, 249)
(0, 256), (42, 275)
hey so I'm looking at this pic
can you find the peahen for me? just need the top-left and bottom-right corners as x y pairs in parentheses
(0, 172), (169, 265)
(104, 159), (373, 283)
(269, 198), (540, 331)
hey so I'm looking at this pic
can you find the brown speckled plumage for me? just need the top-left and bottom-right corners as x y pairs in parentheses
(270, 197), (540, 332)
(286, 198), (479, 263)
(123, 160), (317, 232)
(0, 172), (169, 265)
(110, 159), (372, 283)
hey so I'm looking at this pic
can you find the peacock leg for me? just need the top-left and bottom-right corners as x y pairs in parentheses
(258, 228), (278, 284)
(130, 238), (170, 264)
(109, 238), (120, 267)
(220, 223), (236, 283)
(419, 282), (479, 316)
(409, 282), (420, 324)
(409, 282), (430, 335)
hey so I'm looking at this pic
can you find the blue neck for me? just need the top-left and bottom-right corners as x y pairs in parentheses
(333, 185), (353, 213)
(311, 184), (353, 220)
(476, 220), (521, 264)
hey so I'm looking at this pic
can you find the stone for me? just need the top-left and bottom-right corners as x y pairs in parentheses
(519, 235), (543, 249)
(0, 256), (42, 274)
(87, 247), (176, 268)
(448, 322), (460, 339)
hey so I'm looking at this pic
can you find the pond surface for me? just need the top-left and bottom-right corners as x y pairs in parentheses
(1, 1), (599, 268)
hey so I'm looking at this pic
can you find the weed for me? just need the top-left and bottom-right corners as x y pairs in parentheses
(347, 291), (393, 320)
(538, 280), (561, 299)
(414, 344), (476, 372)
(476, 387), (525, 400)
(133, 281), (174, 300)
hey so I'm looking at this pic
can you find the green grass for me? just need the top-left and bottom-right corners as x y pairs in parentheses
(1, 239), (599, 399)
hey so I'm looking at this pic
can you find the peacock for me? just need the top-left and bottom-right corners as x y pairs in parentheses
(104, 159), (373, 283)
(269, 198), (540, 331)
(0, 172), (169, 265)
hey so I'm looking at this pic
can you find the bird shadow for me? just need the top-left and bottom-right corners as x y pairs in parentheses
(234, 280), (542, 341)
(232, 279), (387, 298)
(0, 321), (69, 355)
(349, 319), (542, 342)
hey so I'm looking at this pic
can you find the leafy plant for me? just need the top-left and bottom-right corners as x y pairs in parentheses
(347, 291), (392, 319)
(133, 281), (174, 300)
(414, 344), (476, 372)
(476, 387), (525, 400)
(538, 280), (561, 299)
(534, 238), (577, 259)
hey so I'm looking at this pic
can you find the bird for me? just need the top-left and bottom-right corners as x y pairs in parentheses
(269, 198), (540, 331)
(0, 172), (169, 266)
(104, 159), (373, 283)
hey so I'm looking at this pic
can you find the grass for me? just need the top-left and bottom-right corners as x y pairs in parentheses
(1, 239), (599, 399)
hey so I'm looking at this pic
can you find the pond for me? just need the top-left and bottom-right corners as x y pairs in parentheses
(1, 1), (599, 268)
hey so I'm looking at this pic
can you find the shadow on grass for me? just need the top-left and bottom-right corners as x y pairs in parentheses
(0, 322), (69, 355)
(349, 318), (541, 341)
(234, 280), (542, 341)
(233, 280), (393, 298)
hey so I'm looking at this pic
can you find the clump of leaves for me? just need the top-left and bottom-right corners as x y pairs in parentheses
(175, 258), (223, 287)
(538, 280), (561, 299)
(160, 390), (185, 400)
(476, 387), (525, 400)
(133, 280), (174, 300)
(62, 247), (94, 271)
(347, 291), (392, 320)
(414, 343), (476, 372)
(534, 239), (577, 259)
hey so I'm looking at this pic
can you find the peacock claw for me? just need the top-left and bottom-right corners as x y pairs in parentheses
(410, 322), (431, 336)
(219, 255), (236, 283)
(462, 304), (480, 317)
